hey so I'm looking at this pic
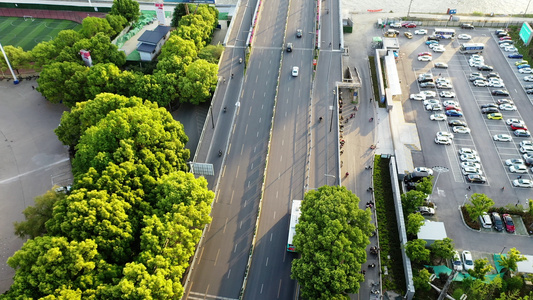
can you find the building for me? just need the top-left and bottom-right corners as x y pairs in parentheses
(417, 220), (447, 247)
(136, 25), (171, 61)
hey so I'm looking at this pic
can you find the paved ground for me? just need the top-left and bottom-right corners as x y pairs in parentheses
(0, 79), (71, 293)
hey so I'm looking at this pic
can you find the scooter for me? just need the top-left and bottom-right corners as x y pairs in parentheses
(218, 150), (222, 157)
(224, 107), (227, 113)
(239, 58), (243, 64)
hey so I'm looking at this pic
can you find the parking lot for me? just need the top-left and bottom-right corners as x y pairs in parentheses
(397, 27), (533, 202)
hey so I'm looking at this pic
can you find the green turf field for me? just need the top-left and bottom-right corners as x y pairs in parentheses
(0, 17), (81, 51)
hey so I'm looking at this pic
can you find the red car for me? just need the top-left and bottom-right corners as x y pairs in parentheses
(502, 214), (515, 233)
(511, 123), (528, 131)
(500, 36), (512, 41)
(445, 105), (461, 111)
(418, 52), (432, 56)
(403, 23), (417, 28)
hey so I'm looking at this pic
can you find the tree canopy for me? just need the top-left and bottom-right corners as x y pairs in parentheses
(110, 0), (140, 23)
(431, 238), (455, 263)
(291, 186), (374, 299)
(401, 190), (427, 215)
(465, 193), (494, 223)
(406, 213), (425, 236)
(405, 239), (430, 263)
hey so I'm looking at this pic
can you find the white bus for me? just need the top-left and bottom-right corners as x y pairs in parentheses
(287, 200), (302, 252)
(434, 28), (456, 39)
(459, 43), (485, 54)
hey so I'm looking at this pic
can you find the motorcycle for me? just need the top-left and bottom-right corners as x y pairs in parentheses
(239, 58), (243, 64)
(218, 150), (222, 157)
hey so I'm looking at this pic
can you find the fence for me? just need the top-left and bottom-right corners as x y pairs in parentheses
(0, 8), (107, 23)
(416, 20), (524, 29)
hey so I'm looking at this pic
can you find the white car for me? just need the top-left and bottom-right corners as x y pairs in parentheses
(390, 22), (402, 28)
(459, 147), (478, 156)
(425, 103), (443, 111)
(489, 81), (505, 88)
(430, 113), (447, 121)
(443, 100), (459, 107)
(499, 104), (517, 111)
(462, 251), (474, 271)
(410, 93), (426, 101)
(473, 80), (489, 87)
(470, 61), (484, 67)
(292, 66), (299, 77)
(471, 54), (483, 60)
(418, 55), (432, 61)
(505, 158), (524, 166)
(507, 118), (524, 126)
(460, 154), (481, 162)
(428, 43), (439, 49)
(524, 75), (533, 82)
(414, 29), (427, 35)
(437, 131), (454, 139)
(437, 83), (453, 89)
(519, 140), (533, 147)
(414, 167), (434, 176)
(433, 45), (445, 52)
(423, 99), (440, 106)
(510, 164), (528, 173)
(461, 162), (481, 170)
(513, 179), (533, 188)
(458, 34), (471, 40)
(435, 136), (452, 145)
(436, 77), (451, 84)
(520, 145), (533, 154)
(504, 46), (518, 52)
(462, 166), (483, 176)
(452, 251), (463, 271)
(523, 153), (533, 160)
(421, 90), (437, 98)
(519, 68), (533, 74)
(453, 126), (471, 134)
(499, 43), (512, 48)
(439, 91), (456, 98)
(493, 134), (513, 142)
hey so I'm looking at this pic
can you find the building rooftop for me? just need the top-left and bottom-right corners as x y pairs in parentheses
(138, 25), (171, 45)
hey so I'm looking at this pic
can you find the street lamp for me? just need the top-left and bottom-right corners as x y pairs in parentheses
(526, 0), (532, 17)
(407, 0), (414, 18)
(429, 166), (449, 202)
(325, 174), (336, 185)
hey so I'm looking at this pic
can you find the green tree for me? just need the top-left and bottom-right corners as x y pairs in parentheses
(469, 258), (493, 280)
(401, 190), (427, 215)
(83, 63), (124, 100)
(178, 59), (218, 104)
(36, 61), (89, 104)
(80, 17), (114, 38)
(171, 4), (195, 27)
(110, 0), (140, 23)
(13, 188), (66, 239)
(291, 186), (374, 299)
(105, 14), (128, 37)
(498, 247), (527, 272)
(431, 238), (455, 263)
(29, 41), (57, 69)
(131, 72), (179, 107)
(57, 33), (126, 67)
(55, 93), (145, 148)
(198, 44), (224, 63)
(5, 236), (100, 299)
(176, 19), (206, 49)
(415, 176), (433, 195)
(158, 34), (197, 62)
(405, 239), (430, 263)
(0, 45), (32, 72)
(52, 29), (83, 51)
(413, 268), (431, 292)
(465, 193), (494, 224)
(504, 276), (525, 293)
(406, 213), (425, 235)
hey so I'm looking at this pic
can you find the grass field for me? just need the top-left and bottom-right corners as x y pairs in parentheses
(0, 17), (81, 51)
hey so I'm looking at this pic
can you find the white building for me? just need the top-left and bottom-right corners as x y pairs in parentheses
(136, 25), (171, 61)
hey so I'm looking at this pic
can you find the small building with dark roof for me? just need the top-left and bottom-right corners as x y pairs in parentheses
(136, 25), (171, 61)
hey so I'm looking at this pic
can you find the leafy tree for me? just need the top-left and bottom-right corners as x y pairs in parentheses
(72, 104), (190, 176)
(105, 14), (128, 37)
(401, 190), (427, 215)
(0, 45), (32, 72)
(176, 19), (206, 49)
(498, 247), (527, 272)
(431, 238), (455, 263)
(83, 63), (124, 100)
(57, 33), (126, 67)
(469, 258), (493, 280)
(80, 17), (114, 38)
(52, 30), (84, 51)
(131, 72), (179, 107)
(171, 4), (195, 27)
(504, 275), (524, 292)
(406, 213), (425, 235)
(413, 268), (431, 292)
(13, 188), (66, 239)
(5, 236), (100, 299)
(55, 93), (145, 148)
(291, 186), (374, 299)
(178, 59), (218, 104)
(465, 193), (494, 224)
(198, 44), (224, 63)
(415, 175), (433, 195)
(156, 55), (188, 76)
(36, 61), (89, 104)
(29, 41), (57, 69)
(110, 0), (140, 23)
(405, 239), (430, 263)
(158, 34), (197, 62)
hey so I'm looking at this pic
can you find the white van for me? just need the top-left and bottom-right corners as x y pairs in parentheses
(479, 212), (493, 229)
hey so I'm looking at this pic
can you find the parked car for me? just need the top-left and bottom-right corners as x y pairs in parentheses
(493, 134), (513, 142)
(440, 91), (456, 98)
(434, 62), (448, 68)
(418, 55), (432, 62)
(435, 135), (452, 145)
(418, 52), (432, 57)
(473, 80), (489, 87)
(508, 53), (524, 59)
(453, 126), (471, 134)
(518, 64), (532, 69)
(502, 214), (515, 233)
(511, 123), (528, 131)
(524, 75), (533, 82)
(506, 118), (524, 126)
(427, 35), (440, 41)
(491, 89), (510, 96)
(499, 104), (517, 111)
(402, 23), (417, 28)
(467, 174), (486, 183)
(458, 34), (471, 40)
(514, 130), (531, 137)
(487, 113), (503, 120)
(519, 68), (533, 74)
(432, 45), (445, 52)
(479, 212), (493, 229)
(510, 164), (528, 173)
(461, 23), (475, 29)
(482, 107), (499, 114)
(415, 29), (428, 35)
(478, 65), (494, 71)
(417, 206), (435, 216)
(446, 110), (463, 117)
(486, 72), (501, 79)
(421, 90), (437, 98)
(389, 22), (402, 28)
(430, 113), (447, 121)
(496, 98), (513, 104)
(452, 251), (463, 271)
(505, 158), (524, 166)
(491, 212), (504, 231)
(420, 82), (436, 88)
(410, 93), (426, 101)
(404, 32), (413, 39)
(513, 179), (533, 188)
(515, 60), (529, 66)
(448, 120), (467, 127)
(426, 103), (443, 111)
(462, 251), (474, 271)
(504, 46), (518, 52)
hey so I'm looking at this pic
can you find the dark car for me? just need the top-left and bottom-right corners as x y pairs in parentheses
(526, 89), (533, 94)
(502, 214), (515, 233)
(461, 23), (475, 29)
(486, 72), (501, 79)
(508, 53), (524, 59)
(427, 35), (440, 41)
(434, 62), (448, 69)
(491, 90), (510, 96)
(418, 78), (434, 83)
(481, 104), (498, 109)
(525, 157), (533, 166)
(491, 212), (504, 231)
(420, 82), (436, 88)
(498, 39), (514, 45)
(469, 76), (485, 82)
(467, 174), (486, 183)
(524, 85), (533, 89)
(446, 110), (463, 117)
(482, 107), (500, 114)
(296, 29), (302, 38)
(286, 42), (293, 52)
(448, 120), (467, 127)
(478, 65), (494, 71)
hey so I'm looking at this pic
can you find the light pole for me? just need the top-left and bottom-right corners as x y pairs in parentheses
(407, 0), (414, 18)
(526, 0), (532, 17)
(500, 246), (507, 255)
(325, 174), (336, 185)
(462, 194), (469, 207)
(430, 166), (449, 202)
